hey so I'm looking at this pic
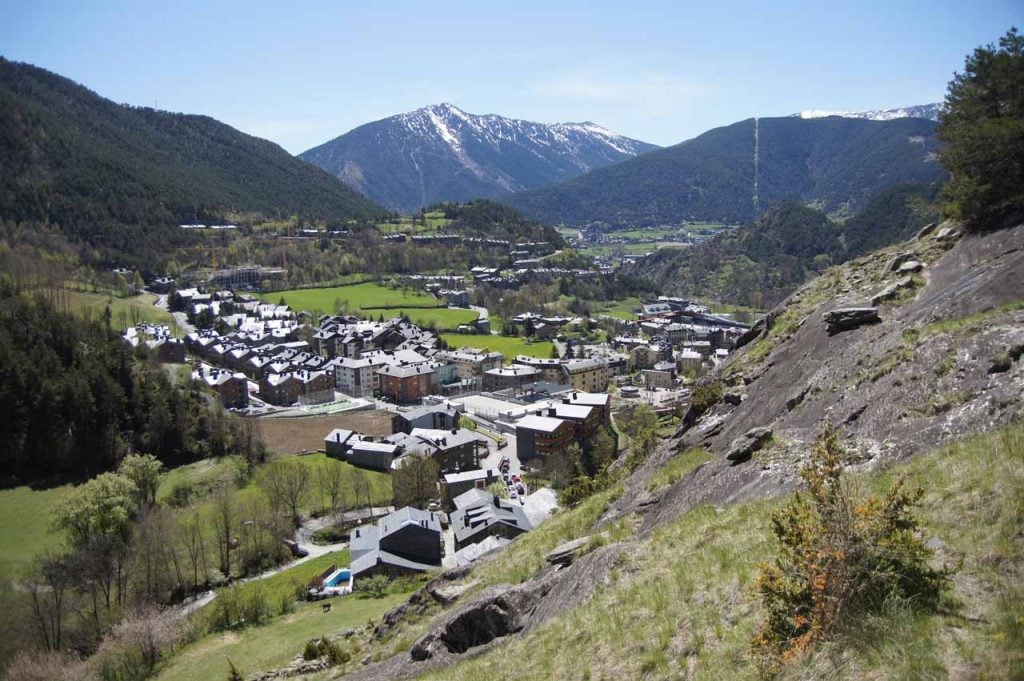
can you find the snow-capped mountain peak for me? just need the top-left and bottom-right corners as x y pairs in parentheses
(301, 104), (659, 212)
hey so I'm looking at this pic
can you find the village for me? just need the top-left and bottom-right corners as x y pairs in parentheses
(117, 277), (751, 597)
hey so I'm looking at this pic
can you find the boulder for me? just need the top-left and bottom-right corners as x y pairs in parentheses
(725, 426), (773, 464)
(735, 311), (776, 350)
(723, 388), (746, 405)
(934, 227), (962, 242)
(870, 278), (914, 306)
(884, 251), (917, 273)
(430, 581), (479, 606)
(915, 222), (939, 240)
(545, 537), (591, 566)
(897, 260), (924, 274)
(823, 307), (880, 333)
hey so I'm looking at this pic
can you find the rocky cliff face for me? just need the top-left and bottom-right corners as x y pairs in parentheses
(615, 221), (1024, 532)
(294, 222), (1024, 681)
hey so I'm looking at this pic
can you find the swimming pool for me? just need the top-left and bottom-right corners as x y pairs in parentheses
(325, 569), (351, 587)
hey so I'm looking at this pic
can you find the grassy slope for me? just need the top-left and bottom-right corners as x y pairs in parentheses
(413, 424), (1024, 680)
(68, 291), (174, 327)
(159, 593), (408, 681)
(0, 484), (71, 576)
(440, 334), (554, 359)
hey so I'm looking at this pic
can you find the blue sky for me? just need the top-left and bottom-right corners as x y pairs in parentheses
(1, 0), (1019, 153)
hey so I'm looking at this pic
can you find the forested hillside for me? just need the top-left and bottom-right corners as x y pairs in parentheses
(0, 59), (383, 258)
(625, 183), (942, 308)
(0, 292), (256, 484)
(505, 116), (945, 227)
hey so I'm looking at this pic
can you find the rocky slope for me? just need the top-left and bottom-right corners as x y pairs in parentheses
(300, 104), (657, 213)
(271, 221), (1022, 681)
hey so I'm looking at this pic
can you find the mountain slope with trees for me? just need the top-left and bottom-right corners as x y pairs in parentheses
(300, 103), (658, 213)
(504, 115), (945, 227)
(0, 58), (383, 256)
(623, 182), (942, 308)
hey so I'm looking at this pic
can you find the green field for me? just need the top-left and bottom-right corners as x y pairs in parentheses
(595, 297), (642, 320)
(614, 227), (686, 239)
(157, 547), (411, 681)
(69, 290), (175, 328)
(441, 333), (555, 359)
(582, 243), (686, 257)
(263, 283), (442, 313)
(375, 211), (451, 235)
(287, 453), (393, 512)
(0, 484), (72, 576)
(399, 306), (478, 330)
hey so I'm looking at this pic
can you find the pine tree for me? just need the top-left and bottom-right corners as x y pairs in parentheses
(939, 27), (1024, 229)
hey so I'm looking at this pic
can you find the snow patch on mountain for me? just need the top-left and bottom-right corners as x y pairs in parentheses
(795, 103), (941, 122)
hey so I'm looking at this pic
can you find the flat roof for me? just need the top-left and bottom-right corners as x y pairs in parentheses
(516, 414), (567, 433)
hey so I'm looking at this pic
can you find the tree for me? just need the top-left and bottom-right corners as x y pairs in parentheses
(52, 472), (138, 549)
(259, 459), (310, 526)
(753, 425), (950, 669)
(119, 453), (164, 508)
(212, 491), (237, 578)
(318, 459), (346, 515)
(22, 554), (71, 651)
(392, 452), (440, 509)
(351, 468), (373, 516)
(619, 403), (660, 469)
(585, 428), (617, 475)
(938, 27), (1024, 229)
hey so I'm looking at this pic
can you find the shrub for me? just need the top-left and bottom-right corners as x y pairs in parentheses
(691, 380), (724, 414)
(302, 636), (351, 665)
(753, 424), (951, 670)
(355, 573), (390, 598)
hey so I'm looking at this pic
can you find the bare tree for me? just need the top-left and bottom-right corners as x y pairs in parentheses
(318, 459), (346, 516)
(350, 468), (373, 518)
(178, 511), (209, 594)
(22, 554), (70, 651)
(212, 491), (237, 578)
(391, 452), (439, 509)
(259, 459), (310, 526)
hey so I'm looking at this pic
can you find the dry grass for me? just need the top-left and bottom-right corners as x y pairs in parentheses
(411, 422), (1024, 681)
(258, 411), (395, 455)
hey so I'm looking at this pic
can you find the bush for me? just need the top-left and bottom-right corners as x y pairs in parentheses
(302, 636), (350, 665)
(691, 379), (724, 414)
(355, 573), (390, 598)
(753, 424), (951, 669)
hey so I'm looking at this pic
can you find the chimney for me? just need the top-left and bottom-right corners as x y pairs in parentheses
(493, 494), (500, 508)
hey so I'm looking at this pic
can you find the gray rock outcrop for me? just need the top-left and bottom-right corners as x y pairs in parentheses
(823, 307), (880, 333)
(725, 426), (773, 463)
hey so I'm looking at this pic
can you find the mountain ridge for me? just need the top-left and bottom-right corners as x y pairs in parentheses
(0, 58), (383, 257)
(300, 103), (658, 212)
(794, 102), (941, 122)
(503, 115), (946, 227)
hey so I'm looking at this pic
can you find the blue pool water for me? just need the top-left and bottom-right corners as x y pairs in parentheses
(326, 569), (351, 587)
